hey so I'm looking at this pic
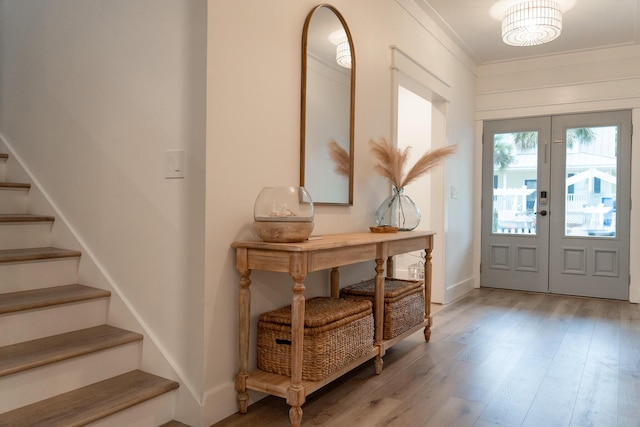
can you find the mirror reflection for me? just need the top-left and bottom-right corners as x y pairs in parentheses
(301, 5), (355, 205)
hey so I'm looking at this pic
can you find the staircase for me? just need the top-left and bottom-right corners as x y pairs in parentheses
(0, 151), (186, 426)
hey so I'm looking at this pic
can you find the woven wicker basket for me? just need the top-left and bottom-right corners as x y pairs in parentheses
(340, 278), (424, 340)
(257, 297), (373, 381)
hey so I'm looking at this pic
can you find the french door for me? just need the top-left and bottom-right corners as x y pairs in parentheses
(481, 111), (631, 300)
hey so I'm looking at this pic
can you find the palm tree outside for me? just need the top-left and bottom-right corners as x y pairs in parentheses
(512, 128), (595, 152)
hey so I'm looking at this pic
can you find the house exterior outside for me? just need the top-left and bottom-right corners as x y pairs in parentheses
(493, 126), (619, 236)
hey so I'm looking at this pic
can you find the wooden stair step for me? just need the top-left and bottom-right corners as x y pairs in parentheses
(0, 182), (31, 190)
(0, 369), (179, 427)
(0, 153), (7, 160)
(0, 247), (81, 264)
(160, 421), (193, 427)
(0, 324), (143, 377)
(0, 284), (110, 315)
(0, 213), (55, 223)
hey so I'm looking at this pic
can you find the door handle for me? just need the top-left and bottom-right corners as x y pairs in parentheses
(536, 210), (548, 216)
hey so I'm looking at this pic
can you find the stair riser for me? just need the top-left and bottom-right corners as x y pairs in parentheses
(0, 342), (141, 413)
(0, 258), (79, 291)
(0, 223), (54, 250)
(86, 391), (177, 427)
(0, 160), (6, 181)
(0, 189), (29, 214)
(0, 299), (109, 346)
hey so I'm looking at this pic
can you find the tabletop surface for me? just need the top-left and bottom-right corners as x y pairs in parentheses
(231, 231), (435, 252)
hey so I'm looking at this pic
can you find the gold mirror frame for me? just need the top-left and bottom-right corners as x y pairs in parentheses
(300, 4), (355, 206)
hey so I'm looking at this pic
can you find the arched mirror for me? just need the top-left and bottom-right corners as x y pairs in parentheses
(300, 4), (355, 205)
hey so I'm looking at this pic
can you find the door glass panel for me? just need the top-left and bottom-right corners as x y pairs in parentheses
(492, 131), (538, 235)
(564, 126), (617, 237)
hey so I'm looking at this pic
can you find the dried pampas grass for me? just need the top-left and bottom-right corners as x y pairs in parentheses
(369, 137), (456, 189)
(327, 139), (350, 177)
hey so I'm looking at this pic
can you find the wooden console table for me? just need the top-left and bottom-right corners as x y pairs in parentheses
(231, 231), (434, 426)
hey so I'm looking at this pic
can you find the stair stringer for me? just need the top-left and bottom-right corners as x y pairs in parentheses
(0, 136), (204, 427)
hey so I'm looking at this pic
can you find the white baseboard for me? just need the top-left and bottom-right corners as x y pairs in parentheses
(203, 380), (268, 426)
(444, 277), (474, 304)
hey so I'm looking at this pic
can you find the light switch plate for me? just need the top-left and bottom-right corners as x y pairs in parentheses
(165, 150), (185, 179)
(450, 185), (459, 199)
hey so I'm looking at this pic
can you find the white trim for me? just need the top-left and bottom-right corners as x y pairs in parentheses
(389, 46), (464, 304)
(391, 46), (452, 103)
(393, 0), (479, 74)
(444, 277), (476, 304)
(473, 120), (484, 289)
(631, 108), (640, 303)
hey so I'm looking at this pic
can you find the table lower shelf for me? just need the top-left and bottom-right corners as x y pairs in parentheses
(245, 319), (430, 399)
(246, 347), (378, 398)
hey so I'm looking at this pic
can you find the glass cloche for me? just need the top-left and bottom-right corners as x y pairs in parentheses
(253, 187), (314, 242)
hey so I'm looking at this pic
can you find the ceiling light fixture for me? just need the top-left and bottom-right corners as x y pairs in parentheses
(335, 36), (352, 69)
(329, 30), (352, 69)
(502, 0), (562, 46)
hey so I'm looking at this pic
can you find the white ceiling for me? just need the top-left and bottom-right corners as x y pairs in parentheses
(416, 0), (640, 64)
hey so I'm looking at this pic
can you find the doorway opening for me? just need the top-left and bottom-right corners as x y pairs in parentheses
(389, 46), (451, 302)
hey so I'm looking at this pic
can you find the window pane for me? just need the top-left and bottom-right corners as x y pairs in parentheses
(564, 126), (617, 237)
(492, 132), (538, 235)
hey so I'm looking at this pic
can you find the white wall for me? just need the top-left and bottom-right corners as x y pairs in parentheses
(475, 45), (640, 304)
(0, 1), (207, 424)
(0, 0), (477, 425)
(206, 0), (476, 423)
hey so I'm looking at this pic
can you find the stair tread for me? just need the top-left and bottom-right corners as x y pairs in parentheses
(0, 181), (30, 189)
(0, 369), (179, 427)
(0, 153), (7, 160)
(160, 421), (193, 427)
(0, 247), (81, 263)
(0, 284), (111, 315)
(0, 324), (143, 377)
(0, 213), (55, 223)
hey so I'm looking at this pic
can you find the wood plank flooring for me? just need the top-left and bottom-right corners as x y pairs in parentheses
(212, 289), (640, 427)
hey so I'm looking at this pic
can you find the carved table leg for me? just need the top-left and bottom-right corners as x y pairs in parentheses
(286, 254), (307, 426)
(287, 385), (305, 427)
(424, 243), (433, 342)
(235, 248), (251, 413)
(374, 258), (385, 374)
(235, 373), (249, 414)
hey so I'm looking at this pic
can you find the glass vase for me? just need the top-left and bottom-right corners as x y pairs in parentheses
(375, 187), (421, 231)
(253, 186), (314, 242)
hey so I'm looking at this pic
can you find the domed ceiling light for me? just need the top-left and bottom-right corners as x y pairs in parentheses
(502, 0), (563, 46)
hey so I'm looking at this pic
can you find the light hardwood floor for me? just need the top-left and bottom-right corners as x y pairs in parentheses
(213, 288), (640, 427)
